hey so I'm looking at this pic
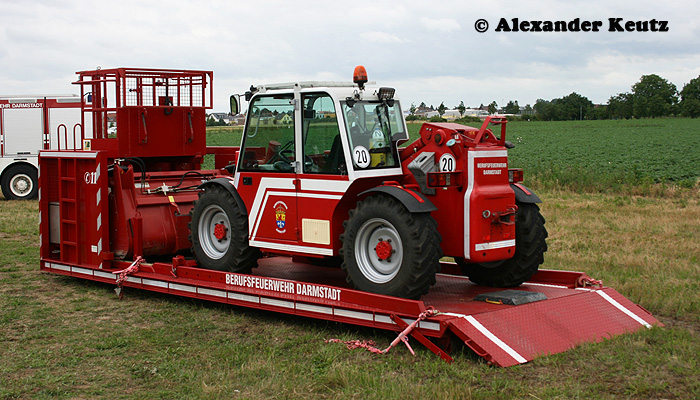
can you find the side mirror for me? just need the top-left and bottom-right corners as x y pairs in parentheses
(230, 94), (240, 115)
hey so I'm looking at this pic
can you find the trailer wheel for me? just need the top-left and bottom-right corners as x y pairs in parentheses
(189, 185), (260, 273)
(1, 164), (38, 200)
(458, 202), (547, 287)
(341, 195), (442, 299)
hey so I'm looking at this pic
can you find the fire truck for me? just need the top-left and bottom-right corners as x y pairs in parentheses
(0, 94), (86, 199)
(38, 67), (659, 366)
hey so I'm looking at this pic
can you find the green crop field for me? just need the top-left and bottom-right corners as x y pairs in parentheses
(407, 118), (700, 192)
(504, 119), (700, 192)
(208, 118), (700, 194)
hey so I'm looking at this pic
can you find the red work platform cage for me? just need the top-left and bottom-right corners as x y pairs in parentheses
(40, 68), (223, 270)
(75, 67), (213, 168)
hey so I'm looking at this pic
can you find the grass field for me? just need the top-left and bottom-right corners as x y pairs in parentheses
(1, 193), (698, 399)
(1, 119), (699, 399)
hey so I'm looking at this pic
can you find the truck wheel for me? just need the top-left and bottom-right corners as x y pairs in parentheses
(1, 164), (38, 200)
(189, 185), (260, 273)
(341, 195), (442, 299)
(458, 202), (547, 287)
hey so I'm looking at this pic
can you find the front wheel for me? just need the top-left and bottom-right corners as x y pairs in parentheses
(189, 185), (260, 273)
(341, 195), (442, 299)
(458, 202), (547, 287)
(1, 164), (38, 200)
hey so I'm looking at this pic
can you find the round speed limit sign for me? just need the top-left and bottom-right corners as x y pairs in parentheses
(353, 146), (370, 168)
(439, 153), (456, 172)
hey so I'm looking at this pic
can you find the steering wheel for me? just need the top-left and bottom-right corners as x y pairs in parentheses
(267, 140), (294, 164)
(348, 121), (364, 137)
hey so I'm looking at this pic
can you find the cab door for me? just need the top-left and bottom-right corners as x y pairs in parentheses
(295, 92), (350, 256)
(234, 93), (300, 247)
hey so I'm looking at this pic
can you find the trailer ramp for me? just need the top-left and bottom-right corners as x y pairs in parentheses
(431, 276), (657, 367)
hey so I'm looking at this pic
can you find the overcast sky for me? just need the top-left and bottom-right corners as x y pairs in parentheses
(1, 0), (698, 112)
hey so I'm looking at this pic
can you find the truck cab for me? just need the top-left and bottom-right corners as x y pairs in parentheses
(231, 82), (409, 256)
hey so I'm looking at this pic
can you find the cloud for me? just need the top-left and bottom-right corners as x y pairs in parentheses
(1, 0), (699, 111)
(419, 17), (461, 33)
(360, 31), (406, 44)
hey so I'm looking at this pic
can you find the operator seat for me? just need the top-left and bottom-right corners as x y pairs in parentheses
(324, 135), (345, 174)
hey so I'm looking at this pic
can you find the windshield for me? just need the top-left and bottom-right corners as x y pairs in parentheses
(341, 101), (407, 170)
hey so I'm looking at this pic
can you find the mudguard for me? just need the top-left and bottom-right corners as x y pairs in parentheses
(510, 183), (542, 204)
(198, 178), (248, 216)
(359, 185), (437, 213)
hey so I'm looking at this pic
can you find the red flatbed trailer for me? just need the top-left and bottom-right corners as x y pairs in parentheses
(38, 67), (661, 367)
(39, 255), (660, 367)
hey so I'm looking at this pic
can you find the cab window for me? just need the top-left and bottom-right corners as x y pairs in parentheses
(239, 95), (295, 172)
(302, 93), (344, 174)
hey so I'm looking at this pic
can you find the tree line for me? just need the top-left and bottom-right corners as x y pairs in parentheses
(206, 115), (229, 126)
(412, 74), (700, 121)
(530, 74), (700, 120)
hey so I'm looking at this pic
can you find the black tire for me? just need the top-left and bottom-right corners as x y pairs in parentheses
(189, 185), (260, 273)
(341, 195), (442, 299)
(1, 164), (38, 200)
(458, 202), (547, 287)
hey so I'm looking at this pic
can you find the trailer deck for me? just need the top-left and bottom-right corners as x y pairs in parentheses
(40, 257), (660, 367)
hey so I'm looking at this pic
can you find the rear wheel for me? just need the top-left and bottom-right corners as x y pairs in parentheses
(1, 164), (38, 200)
(341, 195), (442, 299)
(189, 185), (260, 273)
(458, 202), (547, 287)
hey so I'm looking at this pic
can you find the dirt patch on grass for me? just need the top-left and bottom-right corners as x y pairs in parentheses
(660, 315), (700, 337)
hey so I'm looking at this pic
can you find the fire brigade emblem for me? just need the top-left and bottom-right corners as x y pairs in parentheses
(274, 201), (287, 233)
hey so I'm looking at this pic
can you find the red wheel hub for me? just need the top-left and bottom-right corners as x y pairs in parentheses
(214, 223), (228, 240)
(375, 240), (393, 260)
